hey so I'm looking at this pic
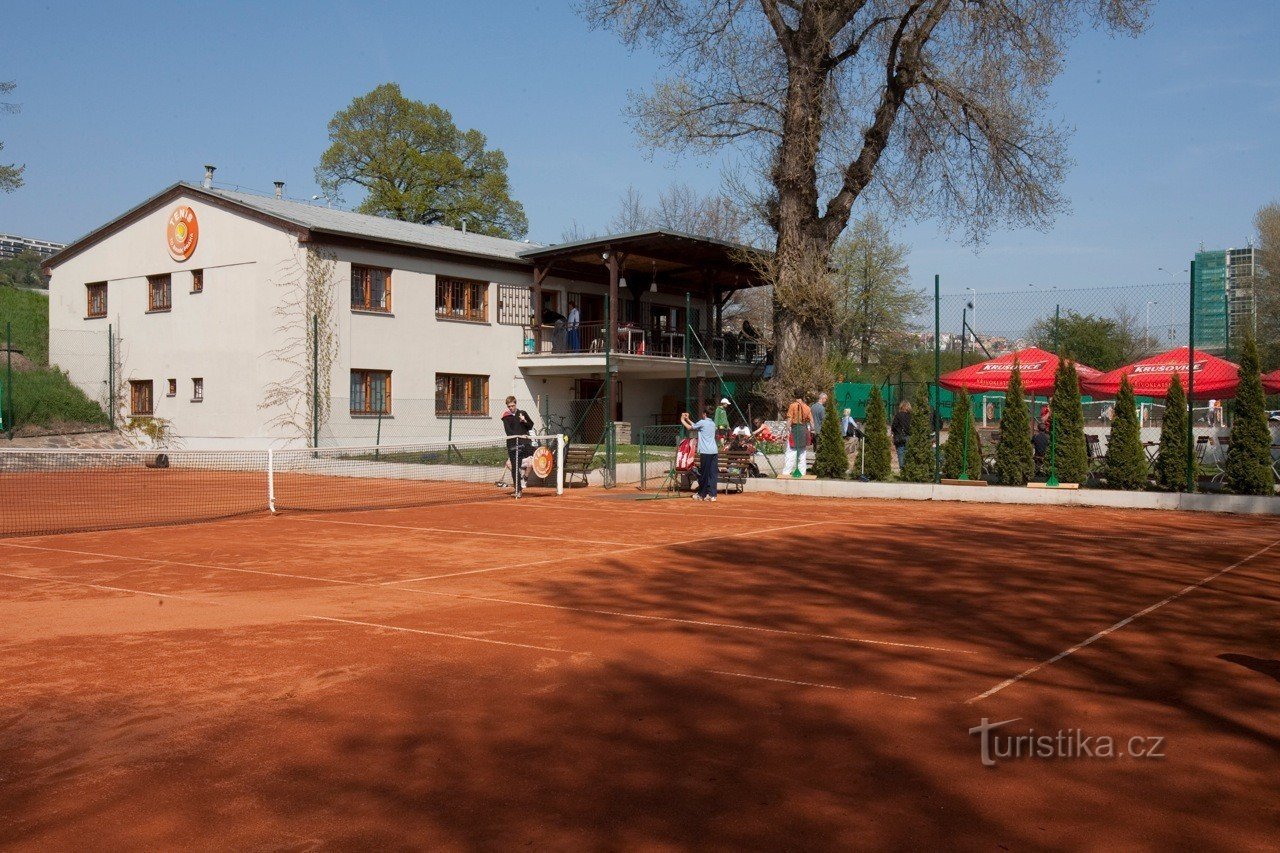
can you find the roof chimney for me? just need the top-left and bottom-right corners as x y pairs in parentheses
(203, 164), (216, 189)
(273, 181), (285, 199)
(461, 220), (468, 234)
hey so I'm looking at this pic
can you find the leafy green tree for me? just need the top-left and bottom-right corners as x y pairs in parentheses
(316, 83), (527, 238)
(0, 251), (47, 288)
(943, 388), (983, 480)
(1224, 334), (1274, 495)
(995, 365), (1034, 486)
(1155, 374), (1188, 491)
(1030, 310), (1137, 371)
(0, 81), (22, 194)
(856, 386), (892, 481)
(813, 387), (848, 479)
(901, 383), (935, 482)
(1252, 202), (1280, 370)
(1050, 358), (1088, 484)
(1103, 376), (1147, 490)
(831, 214), (925, 368)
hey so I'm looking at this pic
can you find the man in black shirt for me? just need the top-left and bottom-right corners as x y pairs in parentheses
(501, 395), (536, 498)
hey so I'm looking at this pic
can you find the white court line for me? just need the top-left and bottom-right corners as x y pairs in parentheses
(519, 498), (826, 523)
(303, 614), (580, 654)
(405, 589), (973, 654)
(386, 519), (830, 584)
(966, 535), (1280, 704)
(0, 571), (220, 604)
(0, 535), (954, 653)
(288, 515), (631, 546)
(706, 669), (918, 700)
(0, 541), (369, 587)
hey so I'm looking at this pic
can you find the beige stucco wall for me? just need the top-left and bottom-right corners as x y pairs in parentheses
(48, 191), (718, 450)
(48, 193), (296, 447)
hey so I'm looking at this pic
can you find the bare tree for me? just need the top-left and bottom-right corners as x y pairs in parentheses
(581, 0), (1151, 374)
(0, 81), (23, 194)
(609, 182), (755, 243)
(1250, 202), (1280, 369)
(260, 242), (340, 442)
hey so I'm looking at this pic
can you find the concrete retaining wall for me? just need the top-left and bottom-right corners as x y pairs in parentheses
(746, 476), (1280, 516)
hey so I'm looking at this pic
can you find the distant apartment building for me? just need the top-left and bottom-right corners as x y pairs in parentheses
(0, 233), (65, 260)
(1192, 246), (1257, 355)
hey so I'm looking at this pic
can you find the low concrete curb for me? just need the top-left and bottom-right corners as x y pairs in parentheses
(746, 476), (1280, 516)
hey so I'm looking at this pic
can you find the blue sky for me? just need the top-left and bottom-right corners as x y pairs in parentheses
(1, 0), (1276, 296)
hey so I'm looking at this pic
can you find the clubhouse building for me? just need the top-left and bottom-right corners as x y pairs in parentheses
(45, 177), (768, 448)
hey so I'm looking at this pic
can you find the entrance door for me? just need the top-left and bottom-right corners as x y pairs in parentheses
(571, 378), (622, 443)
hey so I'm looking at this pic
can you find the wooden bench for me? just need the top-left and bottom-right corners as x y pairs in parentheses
(562, 444), (599, 487)
(716, 448), (753, 493)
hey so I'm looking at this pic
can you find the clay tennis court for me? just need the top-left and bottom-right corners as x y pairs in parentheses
(1, 491), (1277, 849)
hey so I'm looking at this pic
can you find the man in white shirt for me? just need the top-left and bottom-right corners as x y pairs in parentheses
(567, 301), (581, 352)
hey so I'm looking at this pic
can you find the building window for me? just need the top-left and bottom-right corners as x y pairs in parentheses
(350, 369), (391, 415)
(130, 380), (154, 416)
(436, 277), (489, 322)
(86, 282), (107, 318)
(192, 377), (203, 402)
(497, 284), (532, 326)
(147, 274), (172, 312)
(166, 378), (176, 397)
(191, 269), (204, 293)
(435, 373), (489, 416)
(351, 265), (391, 312)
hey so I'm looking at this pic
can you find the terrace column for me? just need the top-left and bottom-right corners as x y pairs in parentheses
(532, 264), (549, 351)
(604, 250), (625, 421)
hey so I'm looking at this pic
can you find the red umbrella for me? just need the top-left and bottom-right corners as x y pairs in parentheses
(1082, 347), (1239, 400)
(939, 347), (1101, 396)
(1263, 369), (1280, 395)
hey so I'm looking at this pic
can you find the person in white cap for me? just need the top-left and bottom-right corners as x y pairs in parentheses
(714, 397), (731, 442)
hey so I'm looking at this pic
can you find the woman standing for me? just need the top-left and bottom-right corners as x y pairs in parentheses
(891, 401), (912, 471)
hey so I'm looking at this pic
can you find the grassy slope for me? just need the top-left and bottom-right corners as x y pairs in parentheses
(0, 287), (109, 428)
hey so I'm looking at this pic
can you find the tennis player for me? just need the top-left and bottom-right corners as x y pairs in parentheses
(501, 395), (536, 498)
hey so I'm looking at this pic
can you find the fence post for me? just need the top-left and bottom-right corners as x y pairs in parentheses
(684, 292), (691, 414)
(933, 275), (941, 484)
(5, 321), (12, 435)
(1186, 261), (1196, 493)
(267, 449), (276, 513)
(311, 314), (319, 449)
(605, 292), (616, 487)
(1047, 304), (1061, 487)
(107, 323), (115, 430)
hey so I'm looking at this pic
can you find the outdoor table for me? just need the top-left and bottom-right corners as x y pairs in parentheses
(661, 331), (685, 357)
(617, 326), (643, 354)
(1143, 441), (1160, 471)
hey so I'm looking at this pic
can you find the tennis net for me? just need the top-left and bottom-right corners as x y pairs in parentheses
(0, 435), (565, 538)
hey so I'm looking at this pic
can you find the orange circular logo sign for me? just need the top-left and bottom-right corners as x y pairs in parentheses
(166, 206), (199, 261)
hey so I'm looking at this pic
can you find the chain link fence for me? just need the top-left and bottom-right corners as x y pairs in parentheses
(4, 325), (113, 436)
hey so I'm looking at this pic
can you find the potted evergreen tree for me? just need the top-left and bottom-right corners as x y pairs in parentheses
(1224, 334), (1274, 495)
(994, 364), (1034, 486)
(942, 388), (983, 481)
(1154, 374), (1187, 491)
(813, 388), (849, 479)
(1050, 358), (1088, 484)
(1103, 375), (1147, 490)
(901, 383), (936, 482)
(856, 386), (893, 481)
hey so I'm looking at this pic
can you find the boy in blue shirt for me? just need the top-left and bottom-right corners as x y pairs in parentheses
(680, 406), (719, 502)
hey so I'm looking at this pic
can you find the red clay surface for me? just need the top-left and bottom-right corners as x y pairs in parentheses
(0, 492), (1277, 850)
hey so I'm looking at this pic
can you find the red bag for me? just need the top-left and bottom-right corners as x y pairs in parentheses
(676, 438), (697, 471)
